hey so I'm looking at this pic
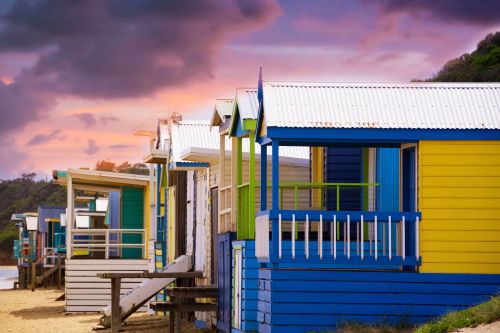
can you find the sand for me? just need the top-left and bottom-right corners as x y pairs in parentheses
(0, 289), (101, 333)
(0, 288), (210, 333)
(456, 320), (500, 333)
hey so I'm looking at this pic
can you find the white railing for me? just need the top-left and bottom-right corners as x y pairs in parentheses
(70, 228), (146, 259)
(43, 247), (59, 266)
(256, 211), (421, 267)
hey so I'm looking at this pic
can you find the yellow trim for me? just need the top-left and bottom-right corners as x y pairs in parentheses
(167, 186), (176, 263)
(311, 147), (324, 209)
(419, 140), (500, 274)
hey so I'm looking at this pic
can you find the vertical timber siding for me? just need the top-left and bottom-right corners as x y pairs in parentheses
(419, 140), (500, 274)
(121, 186), (144, 259)
(232, 240), (259, 333)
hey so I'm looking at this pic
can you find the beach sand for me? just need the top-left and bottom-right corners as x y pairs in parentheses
(0, 288), (101, 333)
(0, 288), (211, 333)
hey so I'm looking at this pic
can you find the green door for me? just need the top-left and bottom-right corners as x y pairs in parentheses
(121, 186), (144, 259)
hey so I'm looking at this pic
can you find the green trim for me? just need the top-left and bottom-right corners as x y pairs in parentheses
(243, 119), (256, 131)
(248, 131), (256, 239)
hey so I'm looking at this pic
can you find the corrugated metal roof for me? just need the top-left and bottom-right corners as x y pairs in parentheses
(171, 120), (309, 161)
(236, 88), (258, 119)
(215, 99), (234, 117)
(262, 81), (500, 129)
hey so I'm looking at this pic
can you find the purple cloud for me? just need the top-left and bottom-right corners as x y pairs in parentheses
(373, 0), (500, 24)
(74, 113), (98, 128)
(84, 139), (99, 155)
(0, 0), (280, 137)
(100, 116), (119, 126)
(28, 129), (62, 145)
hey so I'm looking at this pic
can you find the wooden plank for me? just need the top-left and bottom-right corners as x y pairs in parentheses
(97, 272), (145, 279)
(66, 288), (135, 295)
(67, 276), (144, 283)
(65, 282), (141, 289)
(66, 270), (147, 277)
(65, 305), (148, 313)
(66, 259), (148, 265)
(150, 302), (217, 312)
(141, 271), (203, 278)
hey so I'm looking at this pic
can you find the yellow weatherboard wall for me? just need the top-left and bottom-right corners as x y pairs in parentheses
(419, 140), (500, 274)
(167, 186), (176, 263)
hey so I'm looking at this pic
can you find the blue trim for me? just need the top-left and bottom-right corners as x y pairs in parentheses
(168, 161), (209, 170)
(265, 210), (421, 221)
(230, 111), (250, 138)
(267, 127), (500, 143)
(271, 141), (280, 264)
(260, 145), (267, 211)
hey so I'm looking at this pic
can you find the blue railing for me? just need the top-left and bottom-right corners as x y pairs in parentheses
(255, 210), (421, 269)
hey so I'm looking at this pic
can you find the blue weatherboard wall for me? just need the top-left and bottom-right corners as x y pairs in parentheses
(232, 240), (259, 333)
(325, 148), (362, 210)
(257, 269), (500, 333)
(376, 148), (400, 211)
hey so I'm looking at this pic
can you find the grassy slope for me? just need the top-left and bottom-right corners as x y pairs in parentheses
(415, 296), (500, 333)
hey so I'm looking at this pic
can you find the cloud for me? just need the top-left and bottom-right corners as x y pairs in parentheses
(0, 0), (280, 137)
(100, 116), (119, 126)
(27, 129), (62, 145)
(109, 144), (134, 150)
(373, 0), (500, 24)
(84, 139), (99, 155)
(74, 113), (97, 128)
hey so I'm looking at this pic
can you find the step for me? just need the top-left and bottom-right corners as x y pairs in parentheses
(149, 301), (217, 312)
(165, 286), (218, 298)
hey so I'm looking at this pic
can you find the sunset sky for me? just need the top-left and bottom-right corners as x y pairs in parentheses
(0, 0), (499, 179)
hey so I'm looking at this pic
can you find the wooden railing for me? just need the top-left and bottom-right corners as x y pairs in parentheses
(218, 185), (232, 233)
(255, 210), (421, 268)
(70, 228), (146, 259)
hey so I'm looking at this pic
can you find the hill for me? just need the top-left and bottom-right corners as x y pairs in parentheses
(422, 31), (500, 82)
(0, 173), (66, 264)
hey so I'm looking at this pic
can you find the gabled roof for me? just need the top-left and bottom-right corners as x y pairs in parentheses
(261, 81), (500, 130)
(210, 99), (234, 128)
(229, 88), (258, 136)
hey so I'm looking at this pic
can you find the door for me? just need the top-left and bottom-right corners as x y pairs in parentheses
(402, 146), (417, 260)
(211, 187), (219, 284)
(217, 232), (235, 333)
(402, 147), (417, 212)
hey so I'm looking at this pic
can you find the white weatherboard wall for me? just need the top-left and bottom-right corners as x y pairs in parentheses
(195, 170), (208, 272)
(65, 259), (149, 312)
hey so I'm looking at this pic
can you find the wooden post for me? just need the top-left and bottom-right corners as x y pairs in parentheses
(111, 277), (122, 333)
(248, 131), (256, 239)
(57, 253), (62, 290)
(30, 261), (36, 292)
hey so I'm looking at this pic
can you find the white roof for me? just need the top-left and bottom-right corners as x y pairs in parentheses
(171, 121), (222, 162)
(215, 99), (234, 117)
(171, 121), (309, 162)
(262, 81), (500, 129)
(236, 88), (258, 119)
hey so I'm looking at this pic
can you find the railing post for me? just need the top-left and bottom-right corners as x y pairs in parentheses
(388, 216), (392, 261)
(319, 214), (323, 259)
(416, 216), (420, 259)
(402, 216), (406, 261)
(336, 185), (340, 211)
(361, 215), (364, 260)
(374, 216), (378, 261)
(105, 229), (110, 260)
(292, 214), (296, 259)
(333, 215), (336, 259)
(294, 186), (298, 210)
(278, 214), (282, 259)
(305, 215), (309, 259)
(347, 215), (350, 259)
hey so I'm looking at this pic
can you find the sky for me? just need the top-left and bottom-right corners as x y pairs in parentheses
(0, 0), (499, 179)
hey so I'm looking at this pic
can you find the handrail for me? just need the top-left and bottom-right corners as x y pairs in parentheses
(70, 228), (146, 259)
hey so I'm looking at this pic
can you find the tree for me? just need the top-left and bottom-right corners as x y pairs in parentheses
(95, 160), (116, 172)
(422, 32), (500, 82)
